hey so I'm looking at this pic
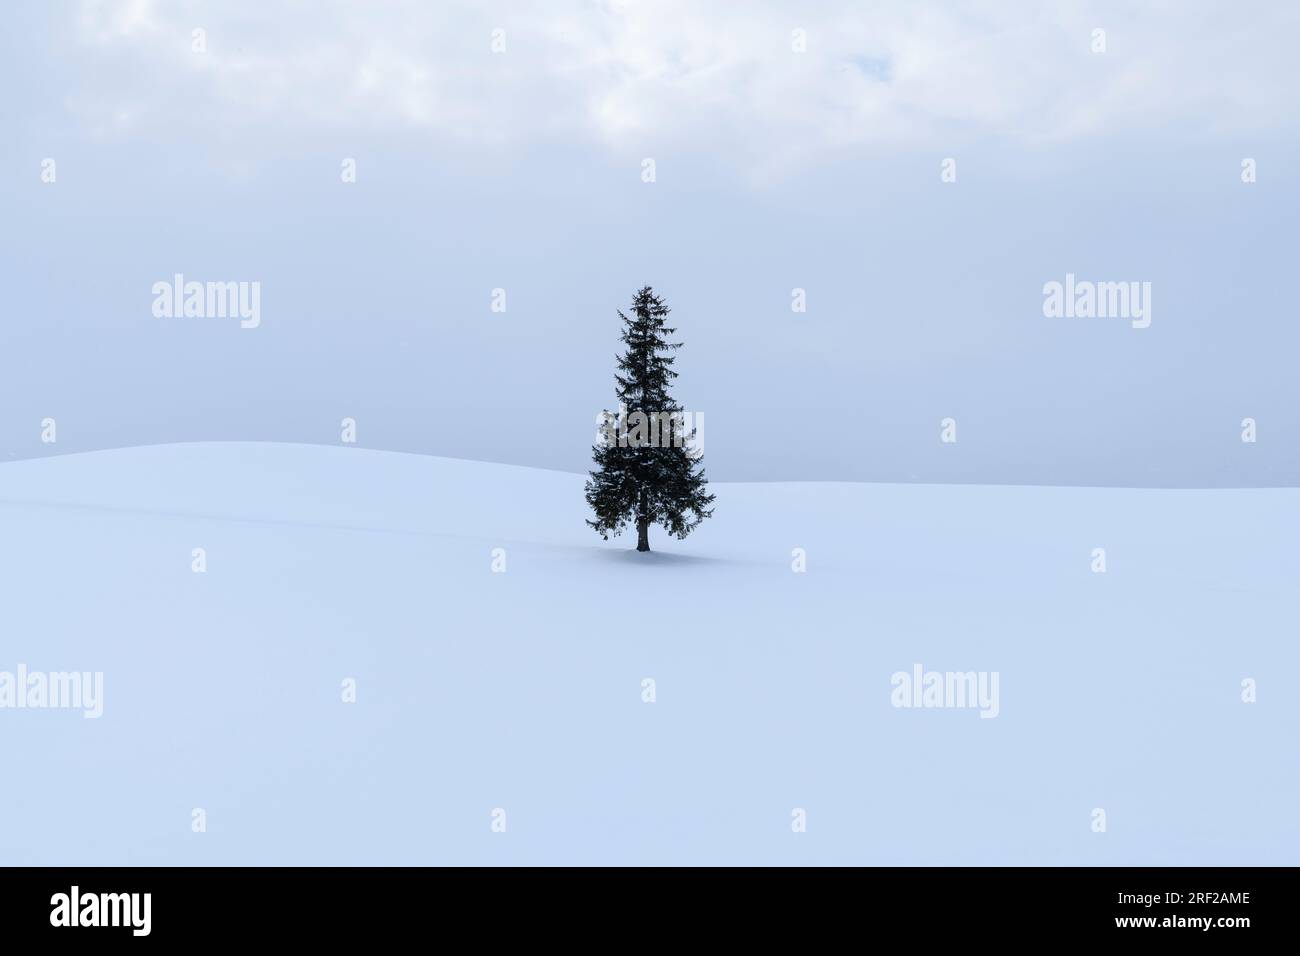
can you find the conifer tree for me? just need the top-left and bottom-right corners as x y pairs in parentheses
(586, 287), (714, 552)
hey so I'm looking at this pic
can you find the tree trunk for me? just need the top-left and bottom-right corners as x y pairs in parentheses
(636, 517), (650, 552)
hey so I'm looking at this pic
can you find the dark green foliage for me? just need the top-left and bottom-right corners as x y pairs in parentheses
(585, 287), (714, 551)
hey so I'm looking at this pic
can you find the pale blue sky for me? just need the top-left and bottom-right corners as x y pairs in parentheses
(2, 0), (1297, 485)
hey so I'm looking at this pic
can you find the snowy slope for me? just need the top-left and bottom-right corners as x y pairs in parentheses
(0, 442), (1296, 865)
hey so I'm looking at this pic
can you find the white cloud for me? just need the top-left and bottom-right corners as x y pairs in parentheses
(63, 0), (1300, 175)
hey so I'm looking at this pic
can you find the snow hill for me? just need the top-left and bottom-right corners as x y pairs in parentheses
(0, 442), (1295, 865)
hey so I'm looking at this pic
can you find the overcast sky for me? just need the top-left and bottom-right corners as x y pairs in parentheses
(2, 0), (1297, 485)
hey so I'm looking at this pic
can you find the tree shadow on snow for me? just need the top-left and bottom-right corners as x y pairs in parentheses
(589, 547), (742, 568)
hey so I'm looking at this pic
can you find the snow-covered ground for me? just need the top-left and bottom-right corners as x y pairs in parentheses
(0, 442), (1295, 865)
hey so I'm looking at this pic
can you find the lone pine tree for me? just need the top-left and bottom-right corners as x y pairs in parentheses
(586, 286), (714, 552)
